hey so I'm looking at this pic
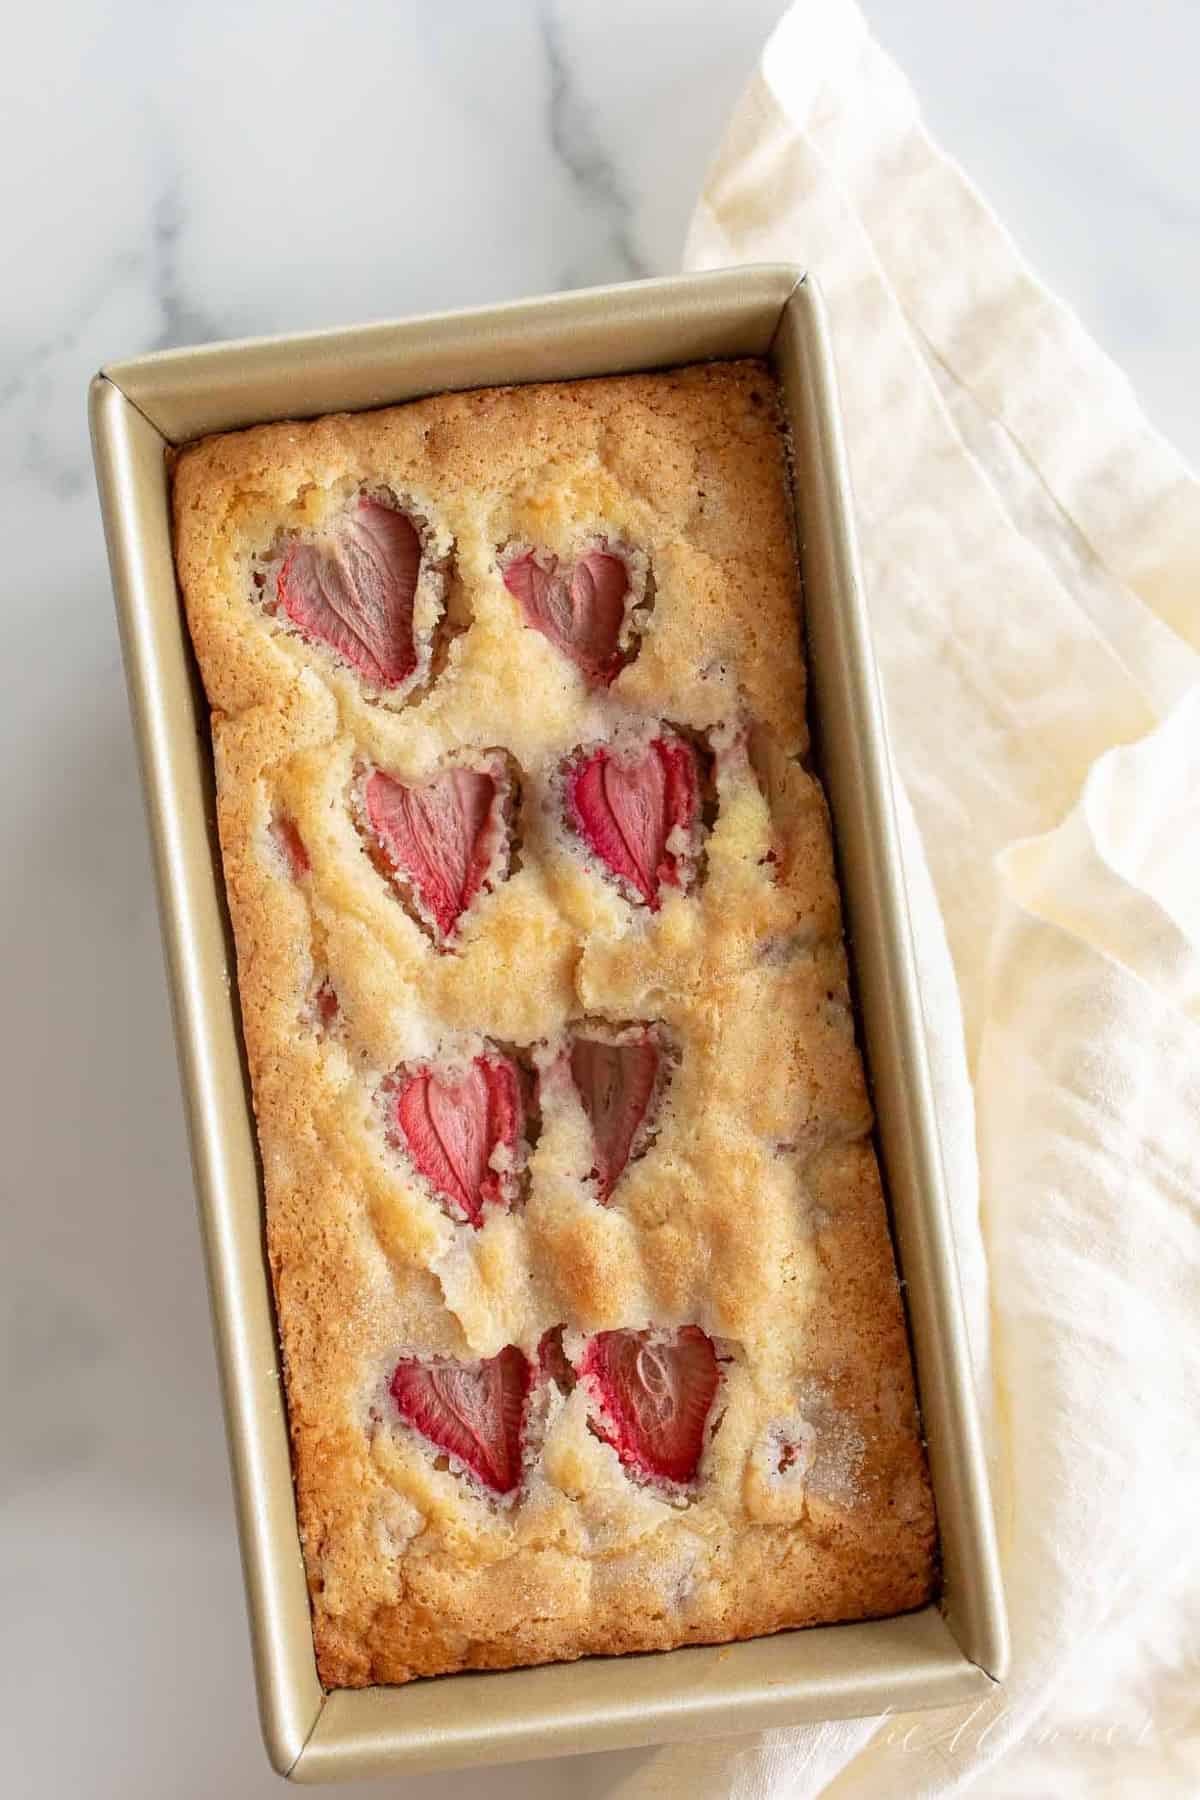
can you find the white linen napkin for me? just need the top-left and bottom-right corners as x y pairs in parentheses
(605, 2), (1200, 1793)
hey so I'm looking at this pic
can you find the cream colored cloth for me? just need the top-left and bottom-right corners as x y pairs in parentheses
(609, 2), (1200, 1794)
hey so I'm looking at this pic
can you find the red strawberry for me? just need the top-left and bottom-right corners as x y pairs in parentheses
(537, 1325), (575, 1394)
(581, 1325), (719, 1485)
(569, 1031), (661, 1201)
(270, 814), (310, 878)
(276, 497), (423, 688)
(566, 734), (699, 909)
(366, 762), (506, 943)
(390, 1345), (531, 1494)
(391, 1054), (523, 1227)
(502, 548), (629, 685)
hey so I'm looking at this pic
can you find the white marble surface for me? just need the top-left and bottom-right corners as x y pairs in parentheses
(2, 2), (1195, 1795)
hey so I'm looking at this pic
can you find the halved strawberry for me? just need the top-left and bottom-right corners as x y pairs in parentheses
(270, 814), (310, 878)
(390, 1053), (523, 1227)
(502, 548), (630, 685)
(569, 1030), (662, 1201)
(390, 1344), (531, 1494)
(365, 761), (506, 944)
(276, 496), (424, 688)
(580, 1325), (719, 1485)
(566, 733), (699, 910)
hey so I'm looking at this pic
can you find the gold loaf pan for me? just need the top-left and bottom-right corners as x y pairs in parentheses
(89, 267), (1007, 1781)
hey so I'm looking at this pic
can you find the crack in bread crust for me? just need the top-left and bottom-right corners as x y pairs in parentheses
(172, 362), (937, 1688)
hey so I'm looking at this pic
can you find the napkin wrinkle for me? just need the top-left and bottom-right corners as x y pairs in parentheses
(923, 349), (1200, 719)
(999, 692), (1200, 1017)
(1081, 689), (1200, 946)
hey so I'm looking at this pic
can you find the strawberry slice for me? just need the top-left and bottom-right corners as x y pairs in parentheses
(270, 814), (310, 878)
(390, 1344), (531, 1494)
(366, 762), (505, 943)
(390, 1054), (523, 1227)
(276, 497), (424, 688)
(569, 1030), (661, 1201)
(566, 734), (699, 910)
(502, 548), (629, 685)
(580, 1325), (719, 1485)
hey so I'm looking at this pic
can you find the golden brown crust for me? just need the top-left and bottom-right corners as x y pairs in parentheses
(171, 362), (936, 1688)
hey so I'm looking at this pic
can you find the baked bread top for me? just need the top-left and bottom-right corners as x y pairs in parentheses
(172, 360), (936, 1687)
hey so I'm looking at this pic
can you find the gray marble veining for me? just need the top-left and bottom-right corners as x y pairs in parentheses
(537, 0), (650, 287)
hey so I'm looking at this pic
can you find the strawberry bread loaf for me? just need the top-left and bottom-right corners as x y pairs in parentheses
(171, 361), (936, 1687)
